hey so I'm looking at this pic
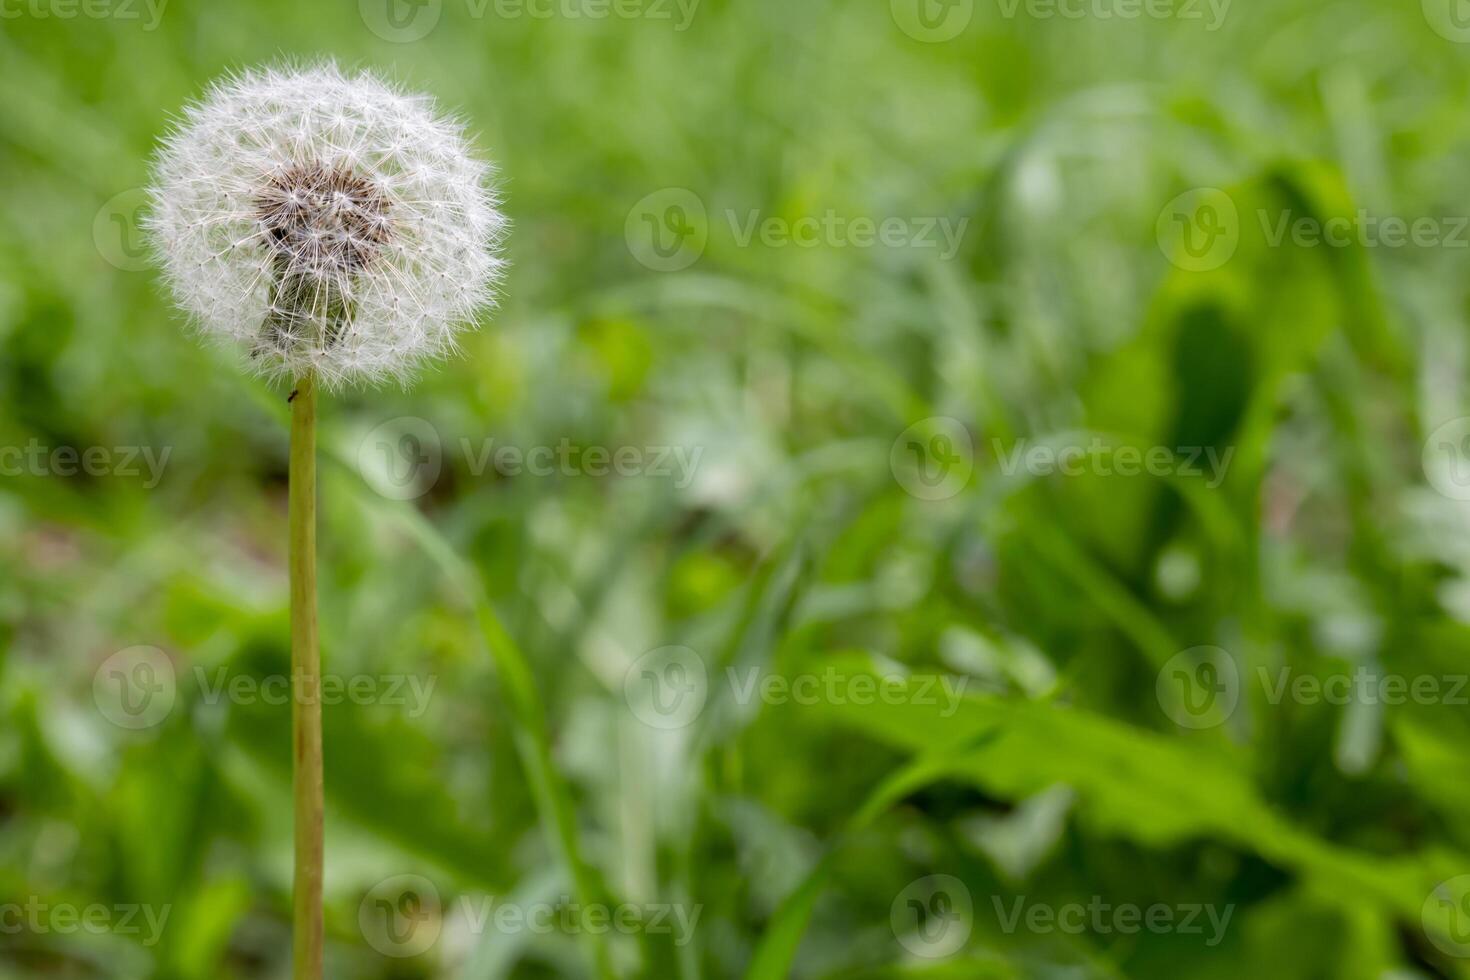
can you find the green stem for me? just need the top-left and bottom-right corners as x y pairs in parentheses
(289, 372), (323, 979)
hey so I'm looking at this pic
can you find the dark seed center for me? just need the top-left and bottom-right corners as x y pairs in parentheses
(256, 161), (391, 275)
(253, 162), (391, 353)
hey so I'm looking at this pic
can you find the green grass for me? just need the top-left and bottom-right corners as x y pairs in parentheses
(5, 0), (1470, 977)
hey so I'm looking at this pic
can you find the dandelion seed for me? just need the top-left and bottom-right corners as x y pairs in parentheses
(145, 60), (506, 389)
(142, 61), (508, 980)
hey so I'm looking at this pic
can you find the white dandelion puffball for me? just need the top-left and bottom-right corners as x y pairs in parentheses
(146, 62), (506, 389)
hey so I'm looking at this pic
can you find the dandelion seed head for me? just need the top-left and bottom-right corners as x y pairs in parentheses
(145, 61), (507, 389)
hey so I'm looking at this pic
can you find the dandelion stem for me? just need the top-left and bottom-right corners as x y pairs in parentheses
(289, 371), (323, 979)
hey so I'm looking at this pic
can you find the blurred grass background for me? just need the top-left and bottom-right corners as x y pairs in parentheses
(6, 0), (1470, 976)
